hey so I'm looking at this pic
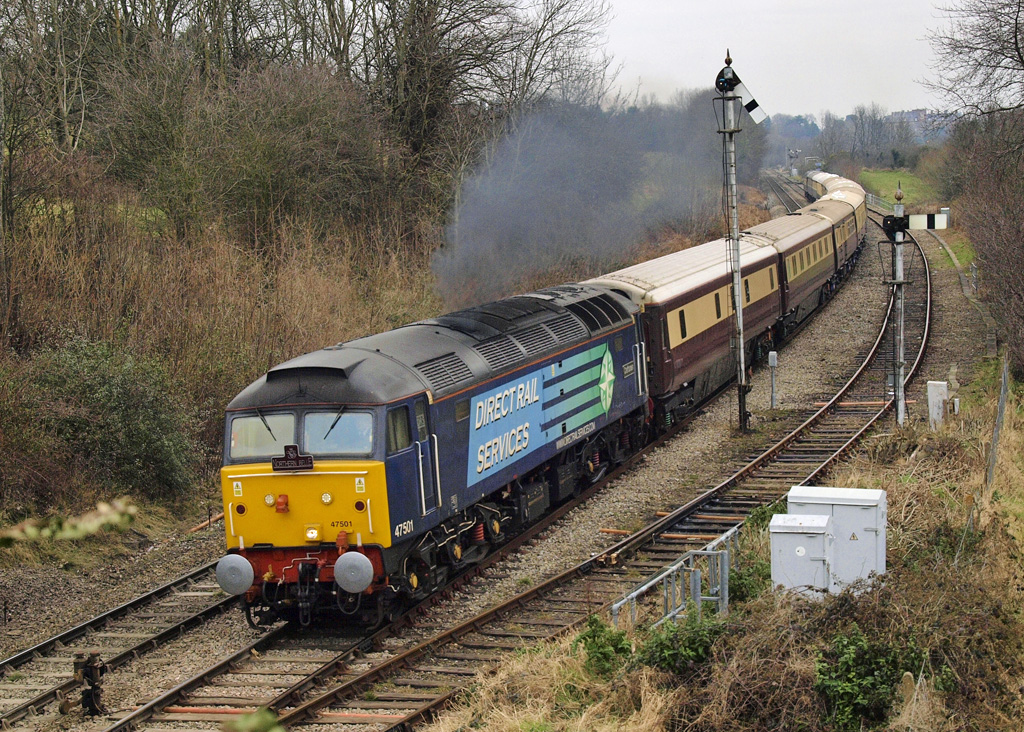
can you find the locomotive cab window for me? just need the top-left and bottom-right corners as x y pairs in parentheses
(230, 413), (294, 460)
(386, 407), (413, 454)
(455, 399), (470, 422)
(303, 411), (373, 457)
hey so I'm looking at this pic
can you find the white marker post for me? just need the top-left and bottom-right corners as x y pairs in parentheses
(769, 350), (778, 409)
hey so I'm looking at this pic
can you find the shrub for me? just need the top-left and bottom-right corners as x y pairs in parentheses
(814, 623), (923, 730)
(634, 611), (724, 676)
(745, 499), (787, 530)
(0, 359), (69, 515)
(728, 551), (772, 603)
(27, 337), (198, 500)
(571, 615), (632, 679)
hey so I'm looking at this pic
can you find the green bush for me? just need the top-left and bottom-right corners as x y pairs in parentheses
(729, 552), (772, 603)
(814, 623), (923, 730)
(634, 610), (724, 676)
(571, 615), (632, 679)
(27, 337), (198, 500)
(745, 499), (787, 530)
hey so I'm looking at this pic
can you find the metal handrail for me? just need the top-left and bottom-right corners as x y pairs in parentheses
(866, 193), (893, 213)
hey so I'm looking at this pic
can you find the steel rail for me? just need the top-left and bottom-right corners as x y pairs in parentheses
(0, 594), (238, 726)
(274, 560), (605, 727)
(0, 560), (218, 674)
(763, 173), (804, 213)
(101, 624), (290, 732)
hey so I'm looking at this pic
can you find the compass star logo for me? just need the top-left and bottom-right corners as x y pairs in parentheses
(599, 347), (615, 413)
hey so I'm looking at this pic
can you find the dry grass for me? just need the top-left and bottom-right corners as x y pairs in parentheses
(429, 637), (683, 732)
(425, 379), (1024, 731)
(3, 187), (444, 467)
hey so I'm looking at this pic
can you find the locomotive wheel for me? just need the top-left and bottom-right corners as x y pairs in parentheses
(447, 541), (463, 563)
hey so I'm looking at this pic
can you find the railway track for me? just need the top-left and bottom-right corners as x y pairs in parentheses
(763, 171), (806, 212)
(92, 401), (722, 732)
(88, 216), (929, 732)
(0, 561), (234, 726)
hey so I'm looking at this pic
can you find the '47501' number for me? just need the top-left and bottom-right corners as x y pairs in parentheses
(394, 520), (414, 538)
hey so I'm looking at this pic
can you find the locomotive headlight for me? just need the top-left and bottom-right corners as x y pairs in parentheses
(263, 494), (275, 507)
(304, 524), (322, 542)
(321, 492), (333, 505)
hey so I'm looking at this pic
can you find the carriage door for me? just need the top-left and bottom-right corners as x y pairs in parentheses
(413, 398), (440, 515)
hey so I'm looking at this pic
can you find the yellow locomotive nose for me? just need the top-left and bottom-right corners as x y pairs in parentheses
(221, 460), (390, 552)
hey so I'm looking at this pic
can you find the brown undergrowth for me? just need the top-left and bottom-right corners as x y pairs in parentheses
(0, 182), (444, 516)
(426, 373), (1024, 731)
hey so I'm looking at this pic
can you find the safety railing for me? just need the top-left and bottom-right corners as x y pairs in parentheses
(610, 525), (740, 629)
(866, 193), (893, 213)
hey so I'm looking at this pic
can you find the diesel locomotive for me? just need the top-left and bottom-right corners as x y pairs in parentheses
(215, 171), (867, 626)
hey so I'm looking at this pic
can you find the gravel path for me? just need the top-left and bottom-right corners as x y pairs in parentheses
(2, 216), (985, 732)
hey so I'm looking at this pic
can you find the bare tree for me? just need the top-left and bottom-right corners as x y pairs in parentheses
(0, 58), (7, 347)
(0, 0), (102, 153)
(849, 103), (892, 164)
(930, 0), (1024, 114)
(816, 110), (849, 164)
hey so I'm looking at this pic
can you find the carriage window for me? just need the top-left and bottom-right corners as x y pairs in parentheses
(678, 310), (687, 339)
(304, 411), (373, 456)
(769, 267), (775, 290)
(744, 279), (751, 303)
(386, 407), (412, 454)
(230, 413), (294, 460)
(715, 292), (721, 319)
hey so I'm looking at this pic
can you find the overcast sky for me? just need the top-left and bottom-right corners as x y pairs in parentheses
(604, 0), (947, 118)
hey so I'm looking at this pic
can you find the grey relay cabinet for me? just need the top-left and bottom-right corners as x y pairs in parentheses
(787, 485), (887, 589)
(769, 514), (835, 597)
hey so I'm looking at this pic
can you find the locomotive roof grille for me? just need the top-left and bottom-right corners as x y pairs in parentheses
(564, 293), (629, 333)
(546, 314), (589, 343)
(414, 352), (474, 391)
(511, 323), (557, 356)
(474, 336), (527, 371)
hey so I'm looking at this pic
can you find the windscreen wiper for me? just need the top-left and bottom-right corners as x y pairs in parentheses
(323, 406), (346, 440)
(255, 408), (276, 441)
